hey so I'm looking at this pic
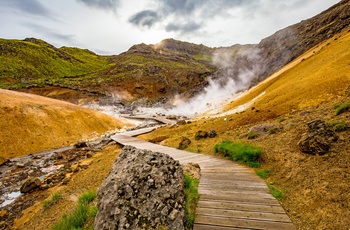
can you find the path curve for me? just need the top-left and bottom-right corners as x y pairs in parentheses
(111, 126), (295, 229)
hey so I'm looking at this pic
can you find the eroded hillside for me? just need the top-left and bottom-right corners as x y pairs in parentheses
(0, 89), (129, 159)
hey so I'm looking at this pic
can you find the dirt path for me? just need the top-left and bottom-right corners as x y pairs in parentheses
(111, 127), (296, 229)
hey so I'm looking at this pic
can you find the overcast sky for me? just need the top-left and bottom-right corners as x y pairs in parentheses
(0, 0), (340, 54)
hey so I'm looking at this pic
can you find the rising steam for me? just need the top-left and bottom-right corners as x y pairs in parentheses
(166, 47), (261, 117)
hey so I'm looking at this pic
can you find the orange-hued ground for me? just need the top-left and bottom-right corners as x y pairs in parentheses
(0, 89), (128, 159)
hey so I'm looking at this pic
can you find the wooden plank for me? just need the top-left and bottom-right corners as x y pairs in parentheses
(194, 224), (246, 230)
(196, 207), (292, 222)
(197, 200), (286, 214)
(199, 194), (280, 205)
(194, 215), (296, 230)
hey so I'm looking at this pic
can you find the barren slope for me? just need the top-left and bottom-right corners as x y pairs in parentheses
(0, 89), (128, 159)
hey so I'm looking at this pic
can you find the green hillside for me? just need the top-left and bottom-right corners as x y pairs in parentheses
(0, 38), (110, 89)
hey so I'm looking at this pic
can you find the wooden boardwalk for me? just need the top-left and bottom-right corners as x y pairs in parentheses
(111, 127), (295, 229)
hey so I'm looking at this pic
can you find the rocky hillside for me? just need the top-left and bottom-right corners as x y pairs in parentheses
(217, 0), (350, 86)
(0, 89), (128, 159)
(0, 37), (216, 105)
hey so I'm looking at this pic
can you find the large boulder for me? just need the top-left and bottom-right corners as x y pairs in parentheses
(94, 146), (185, 230)
(20, 177), (41, 193)
(298, 120), (338, 155)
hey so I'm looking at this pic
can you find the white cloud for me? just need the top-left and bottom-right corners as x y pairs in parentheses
(0, 0), (340, 54)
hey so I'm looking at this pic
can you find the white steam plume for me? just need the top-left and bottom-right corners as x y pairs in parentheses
(167, 47), (261, 117)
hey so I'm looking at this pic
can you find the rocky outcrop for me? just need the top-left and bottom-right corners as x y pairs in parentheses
(195, 130), (209, 140)
(178, 137), (191, 150)
(94, 146), (185, 230)
(20, 177), (41, 193)
(298, 120), (338, 155)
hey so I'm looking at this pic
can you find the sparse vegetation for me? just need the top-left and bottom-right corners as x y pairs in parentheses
(42, 192), (63, 210)
(184, 174), (200, 229)
(247, 131), (259, 139)
(334, 101), (350, 115)
(268, 184), (285, 200)
(214, 140), (262, 168)
(278, 117), (286, 122)
(328, 120), (349, 132)
(256, 169), (271, 179)
(51, 191), (97, 230)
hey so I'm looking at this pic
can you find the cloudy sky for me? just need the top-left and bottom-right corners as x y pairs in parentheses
(0, 0), (340, 54)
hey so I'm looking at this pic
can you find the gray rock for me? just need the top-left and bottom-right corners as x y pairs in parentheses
(20, 177), (41, 193)
(94, 146), (185, 230)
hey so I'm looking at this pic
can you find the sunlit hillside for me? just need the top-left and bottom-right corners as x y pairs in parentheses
(139, 26), (350, 230)
(0, 89), (129, 159)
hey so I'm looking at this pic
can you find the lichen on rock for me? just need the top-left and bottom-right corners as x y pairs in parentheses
(94, 145), (185, 230)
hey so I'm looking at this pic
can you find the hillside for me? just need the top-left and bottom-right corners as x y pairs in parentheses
(217, 0), (350, 87)
(0, 38), (216, 105)
(0, 89), (129, 159)
(139, 26), (350, 229)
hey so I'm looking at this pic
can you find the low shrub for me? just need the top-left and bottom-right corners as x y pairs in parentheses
(334, 101), (350, 115)
(184, 174), (200, 229)
(214, 140), (262, 167)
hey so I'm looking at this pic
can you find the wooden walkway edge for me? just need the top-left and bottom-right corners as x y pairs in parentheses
(111, 126), (296, 229)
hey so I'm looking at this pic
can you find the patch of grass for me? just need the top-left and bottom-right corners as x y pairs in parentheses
(256, 169), (271, 179)
(278, 117), (286, 122)
(267, 127), (279, 134)
(268, 184), (285, 200)
(51, 191), (97, 230)
(328, 120), (349, 132)
(184, 174), (200, 229)
(334, 101), (350, 115)
(247, 131), (259, 139)
(78, 190), (97, 204)
(214, 140), (262, 168)
(42, 192), (63, 210)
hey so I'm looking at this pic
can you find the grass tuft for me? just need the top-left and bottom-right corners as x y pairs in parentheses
(256, 169), (271, 179)
(328, 120), (349, 132)
(51, 191), (97, 230)
(184, 174), (200, 229)
(42, 192), (63, 210)
(334, 101), (350, 115)
(268, 184), (285, 200)
(214, 140), (262, 167)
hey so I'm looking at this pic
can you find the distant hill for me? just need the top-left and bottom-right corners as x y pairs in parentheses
(0, 37), (216, 105)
